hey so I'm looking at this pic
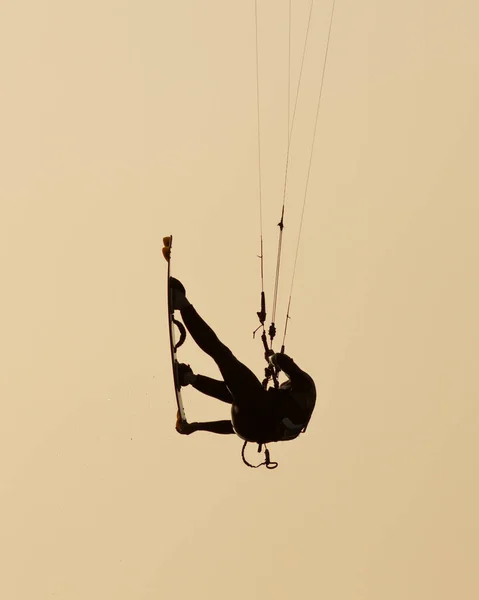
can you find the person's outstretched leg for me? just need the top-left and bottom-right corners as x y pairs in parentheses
(181, 304), (265, 403)
(170, 278), (265, 408)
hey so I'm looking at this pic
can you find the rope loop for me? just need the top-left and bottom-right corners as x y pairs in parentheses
(241, 441), (279, 470)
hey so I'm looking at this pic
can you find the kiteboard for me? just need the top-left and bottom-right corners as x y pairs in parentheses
(162, 235), (187, 424)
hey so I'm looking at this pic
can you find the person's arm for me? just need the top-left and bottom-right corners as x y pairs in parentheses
(270, 352), (303, 381)
(270, 353), (315, 428)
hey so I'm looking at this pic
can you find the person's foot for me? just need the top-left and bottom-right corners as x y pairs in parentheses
(177, 363), (197, 387)
(176, 412), (196, 435)
(170, 277), (190, 310)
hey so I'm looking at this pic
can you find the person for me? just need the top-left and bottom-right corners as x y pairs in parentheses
(170, 277), (316, 445)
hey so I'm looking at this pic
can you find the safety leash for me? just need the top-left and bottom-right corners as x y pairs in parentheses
(241, 441), (278, 470)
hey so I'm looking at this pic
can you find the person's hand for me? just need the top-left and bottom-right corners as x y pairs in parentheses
(265, 350), (282, 370)
(270, 353), (280, 369)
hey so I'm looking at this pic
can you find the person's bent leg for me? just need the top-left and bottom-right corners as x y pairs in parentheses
(194, 420), (235, 434)
(178, 420), (235, 435)
(193, 375), (233, 404)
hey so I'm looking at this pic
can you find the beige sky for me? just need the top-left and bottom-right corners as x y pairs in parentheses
(1, 1), (478, 598)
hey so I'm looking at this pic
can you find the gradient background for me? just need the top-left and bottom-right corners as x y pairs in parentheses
(1, 1), (478, 598)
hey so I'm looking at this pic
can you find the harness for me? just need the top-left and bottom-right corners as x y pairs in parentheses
(239, 412), (309, 469)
